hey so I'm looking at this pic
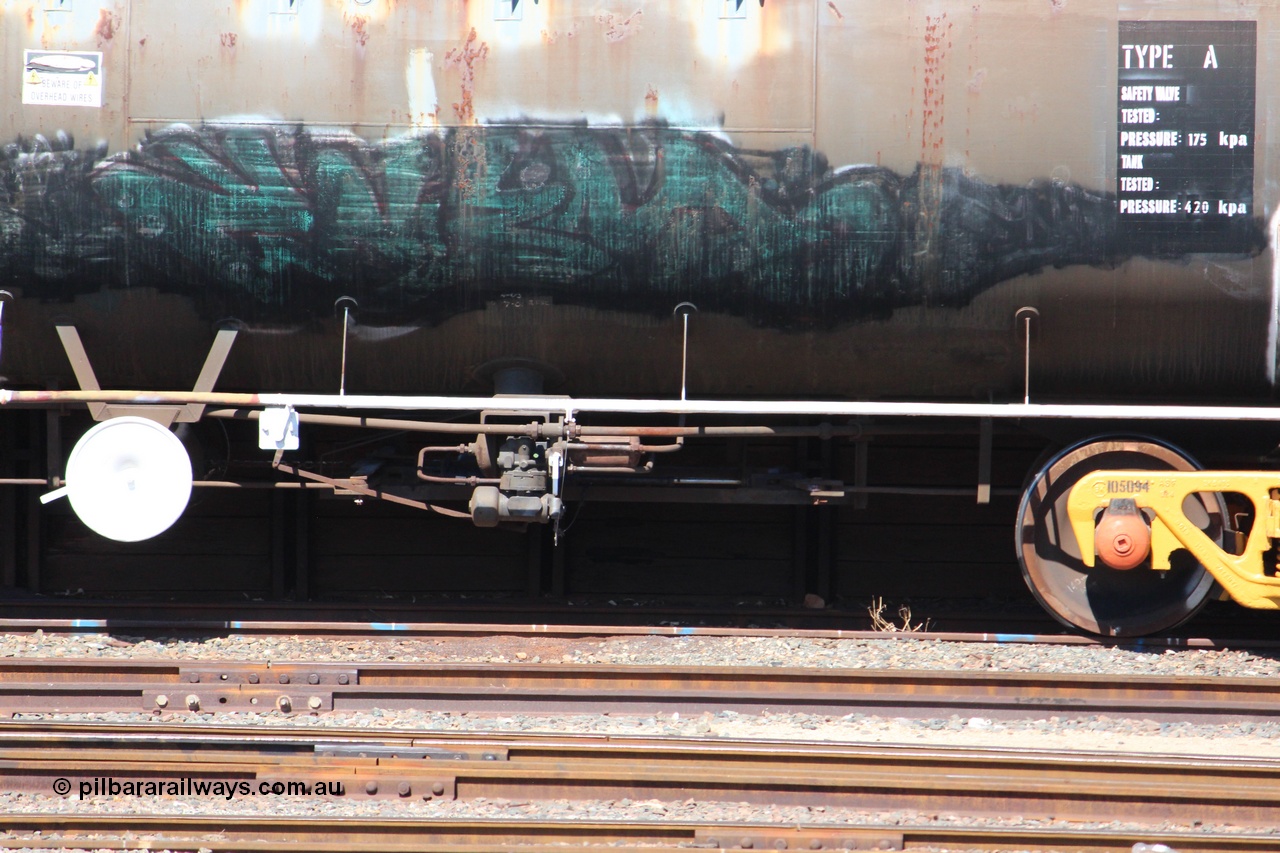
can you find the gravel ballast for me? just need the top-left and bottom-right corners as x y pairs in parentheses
(4, 628), (1279, 842)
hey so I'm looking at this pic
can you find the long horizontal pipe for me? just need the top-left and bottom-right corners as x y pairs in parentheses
(206, 409), (882, 439)
(5, 388), (1280, 422)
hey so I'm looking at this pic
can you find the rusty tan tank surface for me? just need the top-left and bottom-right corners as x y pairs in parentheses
(2, 0), (1273, 400)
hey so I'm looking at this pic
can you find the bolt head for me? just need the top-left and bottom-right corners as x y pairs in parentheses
(365, 780), (378, 795)
(398, 781), (411, 797)
(185, 694), (200, 711)
(431, 781), (445, 796)
(155, 694), (169, 708)
(308, 696), (323, 710)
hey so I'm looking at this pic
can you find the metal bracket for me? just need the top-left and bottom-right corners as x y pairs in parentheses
(695, 828), (901, 851)
(976, 417), (992, 504)
(316, 744), (508, 761)
(256, 772), (457, 800)
(144, 687), (333, 713)
(177, 664), (357, 685)
(55, 325), (237, 426)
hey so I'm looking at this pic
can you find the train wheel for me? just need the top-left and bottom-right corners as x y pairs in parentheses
(1016, 437), (1224, 637)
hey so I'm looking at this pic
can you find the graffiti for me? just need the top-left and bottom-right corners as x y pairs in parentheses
(0, 122), (1267, 328)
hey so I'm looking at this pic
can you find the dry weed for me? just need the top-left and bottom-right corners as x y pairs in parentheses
(867, 596), (932, 633)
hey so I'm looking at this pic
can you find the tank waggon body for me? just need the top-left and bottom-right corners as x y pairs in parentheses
(3, 0), (1280, 636)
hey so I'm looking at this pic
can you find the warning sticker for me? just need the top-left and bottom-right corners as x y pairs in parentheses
(22, 50), (103, 108)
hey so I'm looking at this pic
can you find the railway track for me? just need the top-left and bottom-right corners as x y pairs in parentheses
(4, 721), (1280, 827)
(4, 815), (1276, 853)
(1, 657), (1279, 721)
(0, 598), (1069, 637)
(3, 597), (1280, 641)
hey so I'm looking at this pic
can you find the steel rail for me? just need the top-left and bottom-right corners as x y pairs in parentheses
(0, 614), (1135, 644)
(1, 658), (1280, 721)
(0, 814), (1276, 853)
(4, 605), (1278, 646)
(6, 723), (1280, 827)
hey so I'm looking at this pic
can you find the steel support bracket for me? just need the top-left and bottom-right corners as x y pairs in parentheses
(54, 325), (237, 426)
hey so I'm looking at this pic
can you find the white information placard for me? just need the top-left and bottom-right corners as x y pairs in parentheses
(22, 50), (103, 108)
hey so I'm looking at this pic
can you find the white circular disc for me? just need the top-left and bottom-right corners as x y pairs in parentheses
(65, 416), (193, 542)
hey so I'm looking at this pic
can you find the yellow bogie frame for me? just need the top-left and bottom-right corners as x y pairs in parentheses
(1068, 471), (1280, 610)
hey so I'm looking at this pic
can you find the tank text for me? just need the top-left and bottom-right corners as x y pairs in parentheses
(1121, 108), (1157, 124)
(1120, 131), (1179, 147)
(1106, 480), (1151, 494)
(1118, 199), (1177, 214)
(1121, 44), (1174, 69)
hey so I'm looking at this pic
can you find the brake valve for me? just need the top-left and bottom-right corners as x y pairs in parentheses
(469, 437), (562, 527)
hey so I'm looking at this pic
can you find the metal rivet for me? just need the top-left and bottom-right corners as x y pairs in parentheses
(808, 842), (822, 851)
(397, 782), (411, 797)
(185, 694), (200, 711)
(365, 781), (378, 795)
(773, 841), (787, 850)
(188, 674), (200, 683)
(431, 781), (445, 796)
(741, 840), (754, 850)
(155, 694), (169, 708)
(279, 674), (290, 684)
(219, 673), (229, 681)
(248, 673), (260, 684)
(308, 673), (320, 685)
(337, 674), (350, 685)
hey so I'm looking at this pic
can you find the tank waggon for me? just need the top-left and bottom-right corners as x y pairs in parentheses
(2, 0), (1280, 636)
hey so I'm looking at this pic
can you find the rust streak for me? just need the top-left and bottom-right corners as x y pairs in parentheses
(347, 14), (370, 48)
(826, 2), (844, 21)
(597, 10), (643, 43)
(445, 29), (490, 125)
(94, 9), (121, 45)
